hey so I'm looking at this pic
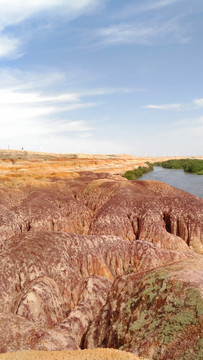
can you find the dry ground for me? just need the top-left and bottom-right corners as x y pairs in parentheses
(0, 349), (147, 360)
(0, 149), (201, 185)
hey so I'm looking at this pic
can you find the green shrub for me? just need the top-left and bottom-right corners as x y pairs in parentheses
(154, 159), (203, 175)
(123, 162), (154, 180)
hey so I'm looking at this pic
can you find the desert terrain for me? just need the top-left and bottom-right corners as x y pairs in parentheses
(0, 150), (202, 360)
(1, 149), (202, 184)
(0, 349), (147, 360)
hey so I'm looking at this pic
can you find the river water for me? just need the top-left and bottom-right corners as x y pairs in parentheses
(138, 166), (203, 199)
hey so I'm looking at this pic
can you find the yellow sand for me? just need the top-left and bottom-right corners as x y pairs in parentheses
(0, 349), (147, 360)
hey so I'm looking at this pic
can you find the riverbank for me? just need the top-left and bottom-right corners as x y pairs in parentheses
(154, 159), (203, 175)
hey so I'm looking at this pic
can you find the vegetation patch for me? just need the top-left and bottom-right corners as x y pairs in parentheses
(117, 267), (203, 357)
(129, 310), (150, 332)
(179, 339), (203, 360)
(116, 323), (123, 340)
(154, 158), (203, 175)
(160, 309), (197, 345)
(123, 162), (154, 180)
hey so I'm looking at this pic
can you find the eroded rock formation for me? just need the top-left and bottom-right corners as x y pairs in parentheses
(0, 170), (202, 359)
(85, 257), (203, 359)
(0, 172), (202, 253)
(0, 231), (193, 351)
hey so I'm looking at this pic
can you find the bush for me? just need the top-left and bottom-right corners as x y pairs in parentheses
(123, 162), (154, 180)
(154, 159), (203, 175)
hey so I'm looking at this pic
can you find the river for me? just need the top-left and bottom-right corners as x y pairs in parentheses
(138, 166), (203, 199)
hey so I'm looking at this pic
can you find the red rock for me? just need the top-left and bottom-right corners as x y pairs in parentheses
(82, 177), (203, 253)
(0, 231), (192, 353)
(0, 313), (78, 352)
(85, 257), (203, 360)
(1, 174), (202, 253)
(0, 172), (202, 358)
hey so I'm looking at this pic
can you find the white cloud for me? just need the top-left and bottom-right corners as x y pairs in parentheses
(49, 120), (93, 133)
(194, 98), (203, 107)
(114, 0), (183, 18)
(96, 24), (151, 45)
(78, 87), (139, 97)
(78, 132), (93, 139)
(154, 115), (203, 156)
(142, 0), (183, 11)
(161, 123), (203, 139)
(0, 0), (102, 30)
(0, 0), (104, 58)
(0, 68), (134, 152)
(158, 116), (203, 146)
(0, 68), (65, 90)
(143, 103), (183, 110)
(0, 35), (22, 58)
(143, 99), (203, 110)
(0, 69), (95, 150)
(90, 19), (188, 47)
(197, 116), (203, 124)
(0, 89), (79, 105)
(86, 0), (190, 48)
(0, 96), (97, 139)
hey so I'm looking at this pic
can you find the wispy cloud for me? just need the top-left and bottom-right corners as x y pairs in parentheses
(0, 0), (103, 29)
(194, 98), (203, 107)
(85, 0), (192, 49)
(0, 68), (135, 151)
(78, 87), (141, 97)
(143, 98), (203, 111)
(160, 116), (203, 139)
(0, 69), (92, 150)
(0, 89), (79, 105)
(174, 116), (203, 126)
(153, 115), (203, 156)
(0, 0), (104, 59)
(87, 18), (189, 48)
(140, 0), (183, 12)
(113, 0), (183, 19)
(0, 35), (22, 58)
(143, 103), (184, 110)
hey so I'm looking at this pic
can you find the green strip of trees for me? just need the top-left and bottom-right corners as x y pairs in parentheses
(123, 162), (154, 180)
(154, 159), (203, 175)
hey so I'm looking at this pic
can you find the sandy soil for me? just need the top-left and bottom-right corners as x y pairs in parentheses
(1, 149), (201, 185)
(0, 349), (147, 360)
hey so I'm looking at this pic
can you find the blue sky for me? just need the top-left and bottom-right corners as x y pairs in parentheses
(0, 0), (203, 155)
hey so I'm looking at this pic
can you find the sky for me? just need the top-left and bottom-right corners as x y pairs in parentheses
(0, 0), (203, 156)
